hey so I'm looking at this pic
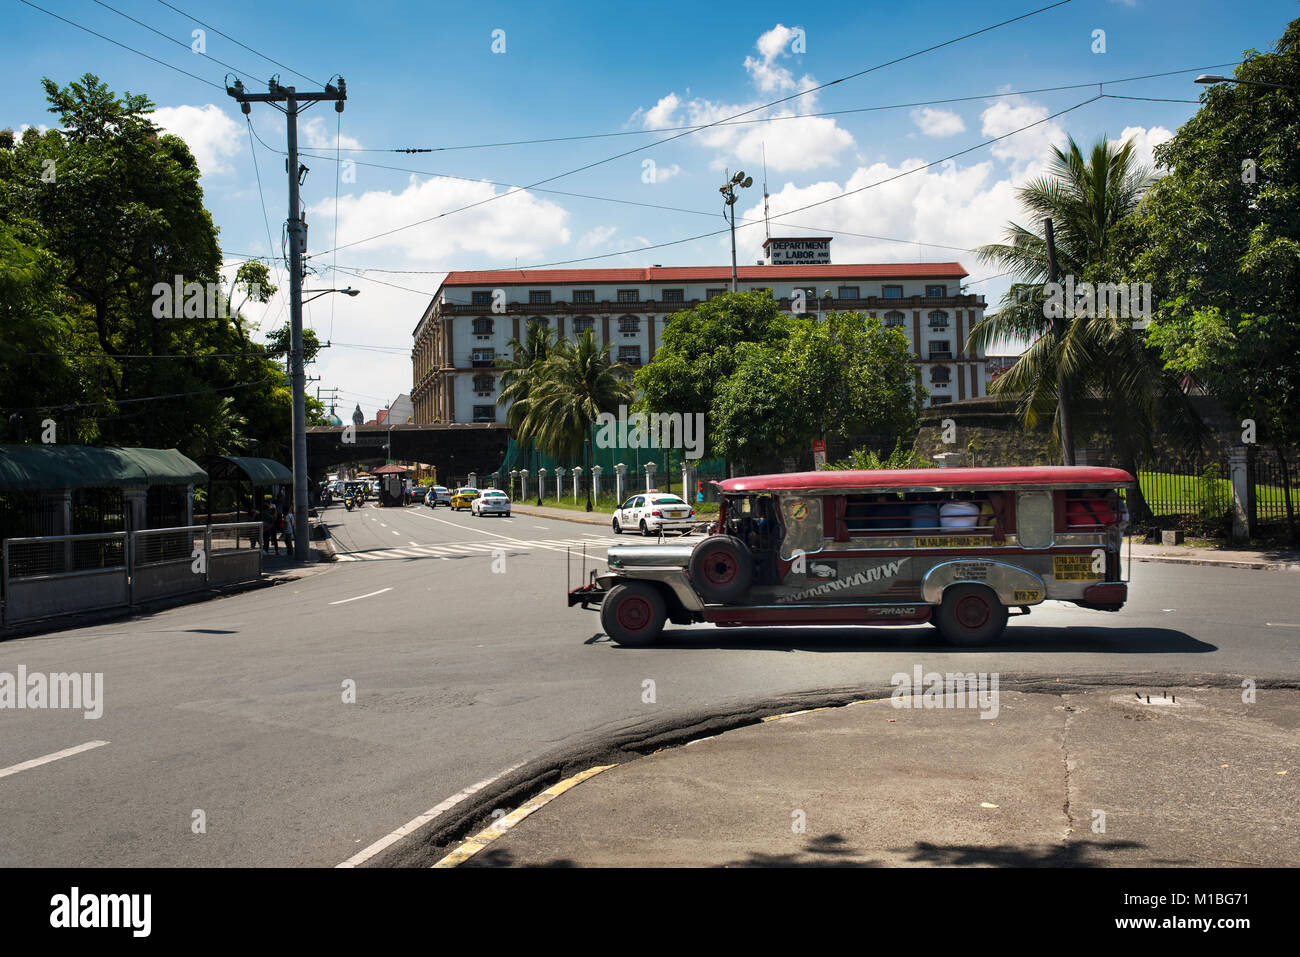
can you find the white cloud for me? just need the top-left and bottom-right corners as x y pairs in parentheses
(980, 96), (1067, 170)
(152, 104), (243, 176)
(578, 225), (617, 250)
(630, 24), (848, 173)
(646, 161), (681, 183)
(744, 24), (807, 93)
(911, 107), (966, 137)
(302, 116), (363, 152)
(1111, 124), (1174, 173)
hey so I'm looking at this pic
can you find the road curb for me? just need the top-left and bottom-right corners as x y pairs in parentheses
(1133, 555), (1300, 572)
(508, 505), (612, 526)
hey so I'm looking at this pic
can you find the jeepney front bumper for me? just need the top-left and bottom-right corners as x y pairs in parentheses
(568, 579), (607, 608)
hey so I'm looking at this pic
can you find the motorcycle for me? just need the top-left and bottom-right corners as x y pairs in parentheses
(344, 495), (355, 512)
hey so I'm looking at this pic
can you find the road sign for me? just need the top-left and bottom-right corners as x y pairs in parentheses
(812, 439), (827, 470)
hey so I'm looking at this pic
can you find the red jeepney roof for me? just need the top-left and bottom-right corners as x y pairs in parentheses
(716, 466), (1135, 494)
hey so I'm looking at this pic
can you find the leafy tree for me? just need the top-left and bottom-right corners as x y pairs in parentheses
(0, 74), (294, 460)
(969, 134), (1200, 519)
(507, 331), (633, 459)
(1132, 20), (1300, 538)
(639, 292), (920, 470)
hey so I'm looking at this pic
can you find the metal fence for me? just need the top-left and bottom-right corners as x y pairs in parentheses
(1136, 459), (1232, 520)
(1248, 449), (1299, 531)
(2, 523), (264, 627)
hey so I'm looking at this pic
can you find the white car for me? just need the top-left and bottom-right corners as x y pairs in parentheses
(471, 489), (511, 517)
(612, 491), (695, 536)
(426, 486), (451, 508)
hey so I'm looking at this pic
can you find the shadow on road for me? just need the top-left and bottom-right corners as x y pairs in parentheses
(614, 625), (1212, 654)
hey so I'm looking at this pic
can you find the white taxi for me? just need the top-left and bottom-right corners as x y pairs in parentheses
(612, 490), (695, 536)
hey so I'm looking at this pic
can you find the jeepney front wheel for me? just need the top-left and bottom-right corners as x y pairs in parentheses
(601, 582), (667, 647)
(935, 584), (1008, 647)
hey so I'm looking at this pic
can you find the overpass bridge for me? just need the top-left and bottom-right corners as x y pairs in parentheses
(306, 423), (510, 482)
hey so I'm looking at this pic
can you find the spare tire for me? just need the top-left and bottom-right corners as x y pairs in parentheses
(688, 535), (753, 604)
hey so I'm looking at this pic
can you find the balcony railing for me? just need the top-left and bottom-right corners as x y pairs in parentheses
(435, 292), (986, 317)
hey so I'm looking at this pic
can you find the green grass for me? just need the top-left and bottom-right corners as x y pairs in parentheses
(1135, 470), (1299, 513)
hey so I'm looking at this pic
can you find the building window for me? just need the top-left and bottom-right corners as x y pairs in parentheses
(661, 288), (684, 303)
(572, 316), (595, 333)
(618, 346), (642, 366)
(882, 285), (904, 298)
(617, 289), (639, 303)
(929, 341), (953, 359)
(471, 348), (495, 367)
(838, 286), (860, 299)
(473, 374), (495, 392)
(927, 310), (949, 328)
(572, 289), (595, 304)
(884, 310), (906, 328)
(706, 288), (727, 300)
(529, 290), (551, 305)
(473, 405), (497, 422)
(793, 286), (817, 303)
(926, 285), (947, 298)
(930, 367), (951, 384)
(619, 316), (640, 335)
(471, 290), (493, 306)
(472, 317), (494, 335)
(529, 316), (549, 329)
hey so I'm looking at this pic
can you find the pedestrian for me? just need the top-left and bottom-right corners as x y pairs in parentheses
(282, 506), (295, 557)
(262, 497), (278, 554)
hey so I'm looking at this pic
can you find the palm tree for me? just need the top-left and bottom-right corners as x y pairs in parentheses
(496, 319), (554, 426)
(509, 331), (633, 461)
(968, 134), (1199, 520)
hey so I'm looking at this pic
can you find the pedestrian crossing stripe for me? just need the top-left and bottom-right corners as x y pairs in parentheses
(334, 538), (610, 562)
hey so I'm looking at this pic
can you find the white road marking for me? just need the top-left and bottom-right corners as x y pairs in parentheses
(392, 530), (400, 536)
(329, 587), (393, 605)
(407, 509), (573, 554)
(0, 740), (109, 779)
(1266, 622), (1300, 628)
(380, 523), (388, 528)
(409, 541), (419, 546)
(533, 525), (546, 529)
(337, 762), (525, 868)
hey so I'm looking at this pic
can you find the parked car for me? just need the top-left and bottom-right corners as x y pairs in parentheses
(471, 489), (511, 517)
(408, 486), (429, 504)
(570, 466), (1136, 647)
(426, 486), (451, 508)
(612, 491), (695, 536)
(450, 487), (480, 511)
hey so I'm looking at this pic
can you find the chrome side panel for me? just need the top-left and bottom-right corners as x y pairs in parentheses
(921, 559), (1047, 606)
(607, 543), (694, 568)
(597, 566), (704, 611)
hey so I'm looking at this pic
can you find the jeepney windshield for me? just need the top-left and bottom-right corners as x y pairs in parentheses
(722, 494), (783, 554)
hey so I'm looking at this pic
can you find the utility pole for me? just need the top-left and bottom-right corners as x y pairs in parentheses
(1044, 218), (1075, 466)
(228, 75), (346, 561)
(719, 169), (753, 293)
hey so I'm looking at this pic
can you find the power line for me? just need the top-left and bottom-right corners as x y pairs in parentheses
(152, 0), (322, 86)
(15, 0), (224, 91)
(329, 61), (1237, 155)
(314, 0), (1077, 258)
(7, 376), (283, 414)
(88, 0), (261, 79)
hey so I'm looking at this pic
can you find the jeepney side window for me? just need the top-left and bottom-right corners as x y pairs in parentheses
(1016, 491), (1054, 547)
(778, 495), (822, 559)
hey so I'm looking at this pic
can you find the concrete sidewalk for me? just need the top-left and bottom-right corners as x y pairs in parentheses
(447, 685), (1299, 867)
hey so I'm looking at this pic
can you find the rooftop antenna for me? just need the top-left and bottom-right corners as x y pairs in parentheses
(762, 142), (771, 243)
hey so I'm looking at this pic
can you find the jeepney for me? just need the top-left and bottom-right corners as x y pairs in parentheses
(567, 466), (1135, 646)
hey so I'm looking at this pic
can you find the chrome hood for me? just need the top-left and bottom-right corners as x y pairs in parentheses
(608, 542), (694, 568)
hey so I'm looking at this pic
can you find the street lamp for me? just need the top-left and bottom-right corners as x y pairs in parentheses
(719, 170), (753, 293)
(1194, 74), (1295, 91)
(285, 286), (359, 561)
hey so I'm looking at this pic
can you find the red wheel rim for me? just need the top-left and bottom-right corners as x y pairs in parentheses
(955, 594), (991, 630)
(616, 595), (653, 632)
(702, 549), (739, 585)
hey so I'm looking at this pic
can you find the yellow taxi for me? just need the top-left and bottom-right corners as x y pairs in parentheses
(450, 487), (480, 511)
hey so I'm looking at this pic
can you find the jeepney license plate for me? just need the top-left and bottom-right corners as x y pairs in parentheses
(1053, 555), (1103, 581)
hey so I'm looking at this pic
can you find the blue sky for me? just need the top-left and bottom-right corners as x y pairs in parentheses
(4, 0), (1295, 414)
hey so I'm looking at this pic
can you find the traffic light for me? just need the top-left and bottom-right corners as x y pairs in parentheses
(696, 480), (705, 503)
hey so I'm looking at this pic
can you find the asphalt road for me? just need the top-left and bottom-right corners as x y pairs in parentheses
(1, 500), (1297, 866)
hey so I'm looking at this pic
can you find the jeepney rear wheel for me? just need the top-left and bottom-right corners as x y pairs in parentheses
(601, 582), (667, 647)
(935, 584), (1008, 647)
(688, 535), (753, 604)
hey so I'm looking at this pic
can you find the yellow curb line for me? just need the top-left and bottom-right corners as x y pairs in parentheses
(762, 697), (892, 723)
(432, 764), (617, 868)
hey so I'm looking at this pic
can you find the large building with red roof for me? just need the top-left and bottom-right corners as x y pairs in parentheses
(410, 242), (988, 425)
